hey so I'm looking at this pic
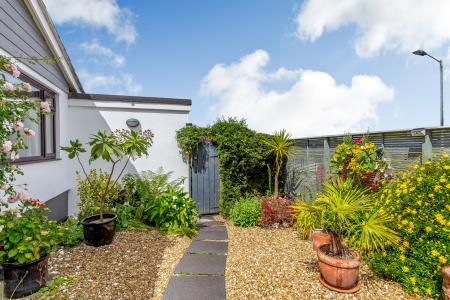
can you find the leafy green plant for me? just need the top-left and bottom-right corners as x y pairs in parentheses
(292, 178), (399, 256)
(231, 195), (261, 227)
(0, 199), (57, 264)
(62, 129), (153, 219)
(176, 118), (272, 218)
(76, 169), (122, 220)
(50, 217), (84, 248)
(264, 129), (295, 198)
(370, 153), (450, 299)
(37, 276), (76, 296)
(113, 203), (150, 231)
(145, 185), (198, 237)
(330, 135), (389, 189)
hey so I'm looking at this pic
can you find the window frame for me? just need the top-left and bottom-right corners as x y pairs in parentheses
(15, 74), (57, 164)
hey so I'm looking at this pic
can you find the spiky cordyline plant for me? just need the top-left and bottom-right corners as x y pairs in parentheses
(292, 178), (399, 257)
(264, 129), (295, 198)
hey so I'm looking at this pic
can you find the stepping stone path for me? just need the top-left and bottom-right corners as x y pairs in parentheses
(163, 216), (227, 300)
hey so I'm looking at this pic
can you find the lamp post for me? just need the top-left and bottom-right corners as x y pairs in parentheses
(412, 49), (444, 126)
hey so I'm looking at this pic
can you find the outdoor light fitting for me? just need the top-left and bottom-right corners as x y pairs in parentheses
(412, 49), (444, 126)
(126, 118), (140, 128)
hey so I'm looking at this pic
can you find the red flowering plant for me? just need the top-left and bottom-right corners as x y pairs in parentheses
(260, 196), (295, 227)
(0, 197), (57, 265)
(330, 135), (390, 190)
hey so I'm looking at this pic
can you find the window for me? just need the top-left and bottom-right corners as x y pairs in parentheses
(8, 74), (57, 163)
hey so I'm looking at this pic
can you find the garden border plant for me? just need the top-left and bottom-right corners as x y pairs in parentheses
(61, 129), (153, 246)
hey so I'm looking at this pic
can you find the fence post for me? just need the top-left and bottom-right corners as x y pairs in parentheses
(422, 134), (433, 163)
(323, 139), (331, 176)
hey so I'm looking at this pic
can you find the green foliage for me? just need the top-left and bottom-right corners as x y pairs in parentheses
(113, 204), (150, 231)
(263, 129), (295, 197)
(370, 153), (450, 299)
(144, 185), (198, 237)
(0, 200), (57, 264)
(0, 56), (43, 197)
(176, 118), (272, 218)
(51, 217), (84, 248)
(292, 178), (399, 256)
(37, 276), (76, 296)
(76, 169), (122, 220)
(231, 195), (261, 227)
(330, 136), (389, 188)
(62, 129), (153, 216)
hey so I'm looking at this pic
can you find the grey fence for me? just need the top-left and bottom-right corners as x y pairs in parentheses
(286, 127), (450, 200)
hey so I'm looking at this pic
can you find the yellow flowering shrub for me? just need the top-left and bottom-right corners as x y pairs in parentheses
(370, 153), (450, 299)
(330, 135), (389, 189)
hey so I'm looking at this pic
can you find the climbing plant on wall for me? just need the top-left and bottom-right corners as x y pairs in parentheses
(176, 118), (273, 218)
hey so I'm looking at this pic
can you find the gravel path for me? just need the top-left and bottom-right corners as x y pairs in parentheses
(38, 229), (190, 300)
(223, 221), (423, 300)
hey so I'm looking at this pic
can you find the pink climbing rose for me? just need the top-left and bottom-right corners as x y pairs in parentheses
(24, 128), (35, 137)
(2, 82), (14, 92)
(1, 140), (13, 153)
(40, 101), (51, 113)
(14, 121), (24, 130)
(10, 151), (20, 161)
(22, 82), (31, 92)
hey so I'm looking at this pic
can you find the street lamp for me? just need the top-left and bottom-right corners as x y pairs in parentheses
(412, 49), (444, 126)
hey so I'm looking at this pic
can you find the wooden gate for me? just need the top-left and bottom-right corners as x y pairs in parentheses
(190, 142), (220, 215)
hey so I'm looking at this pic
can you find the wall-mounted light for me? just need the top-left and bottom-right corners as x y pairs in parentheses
(411, 128), (426, 137)
(126, 118), (140, 128)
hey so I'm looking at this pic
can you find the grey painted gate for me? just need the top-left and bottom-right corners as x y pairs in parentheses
(190, 142), (220, 214)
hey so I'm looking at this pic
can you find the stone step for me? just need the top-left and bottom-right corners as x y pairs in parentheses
(163, 275), (225, 300)
(187, 241), (228, 255)
(175, 253), (226, 275)
(196, 230), (228, 241)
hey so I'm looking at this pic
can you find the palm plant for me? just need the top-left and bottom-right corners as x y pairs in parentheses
(264, 129), (295, 198)
(292, 178), (398, 256)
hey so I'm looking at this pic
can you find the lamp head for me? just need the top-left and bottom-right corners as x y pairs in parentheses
(412, 49), (427, 56)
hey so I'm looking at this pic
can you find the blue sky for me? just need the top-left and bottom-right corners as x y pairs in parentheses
(44, 0), (450, 137)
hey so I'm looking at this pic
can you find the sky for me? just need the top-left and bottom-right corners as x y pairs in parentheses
(43, 0), (450, 138)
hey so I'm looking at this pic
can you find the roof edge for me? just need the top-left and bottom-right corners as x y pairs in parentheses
(24, 0), (84, 93)
(69, 93), (192, 106)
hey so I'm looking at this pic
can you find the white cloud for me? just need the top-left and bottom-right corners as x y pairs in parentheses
(44, 0), (136, 45)
(296, 0), (450, 57)
(201, 50), (394, 137)
(79, 70), (142, 95)
(80, 40), (125, 67)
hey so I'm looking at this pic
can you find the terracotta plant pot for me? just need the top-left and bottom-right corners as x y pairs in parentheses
(442, 266), (450, 300)
(312, 230), (331, 251)
(317, 244), (361, 293)
(2, 256), (48, 299)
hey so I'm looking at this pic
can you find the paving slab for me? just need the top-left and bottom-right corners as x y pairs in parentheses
(163, 275), (225, 300)
(175, 254), (226, 275)
(187, 241), (228, 254)
(198, 224), (226, 232)
(196, 230), (228, 241)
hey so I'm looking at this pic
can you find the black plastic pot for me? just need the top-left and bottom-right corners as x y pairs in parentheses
(2, 256), (48, 299)
(81, 213), (117, 247)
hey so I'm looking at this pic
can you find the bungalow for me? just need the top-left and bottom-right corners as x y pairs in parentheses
(0, 0), (191, 220)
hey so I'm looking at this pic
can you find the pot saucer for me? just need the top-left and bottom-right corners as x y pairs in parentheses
(318, 274), (362, 294)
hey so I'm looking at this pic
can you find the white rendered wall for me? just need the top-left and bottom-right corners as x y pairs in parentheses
(66, 99), (191, 215)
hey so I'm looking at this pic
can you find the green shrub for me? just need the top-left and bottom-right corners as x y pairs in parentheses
(176, 118), (272, 218)
(113, 203), (149, 231)
(231, 195), (261, 227)
(144, 185), (198, 237)
(370, 153), (450, 299)
(52, 217), (84, 248)
(76, 169), (122, 220)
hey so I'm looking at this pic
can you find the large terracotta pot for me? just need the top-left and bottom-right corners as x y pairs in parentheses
(317, 244), (361, 293)
(443, 266), (450, 300)
(312, 230), (331, 251)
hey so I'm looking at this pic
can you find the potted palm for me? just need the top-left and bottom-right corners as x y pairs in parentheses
(293, 178), (399, 293)
(61, 129), (153, 247)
